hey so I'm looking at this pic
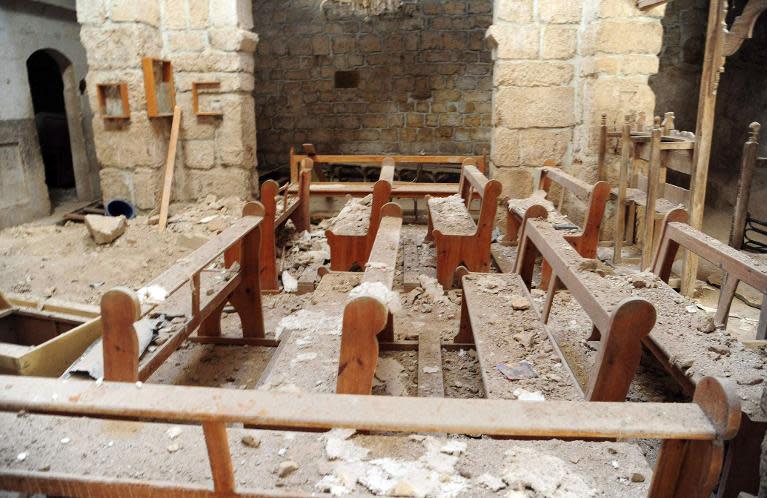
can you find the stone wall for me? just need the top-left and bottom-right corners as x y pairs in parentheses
(488, 0), (665, 205)
(78, 0), (258, 210)
(253, 0), (493, 174)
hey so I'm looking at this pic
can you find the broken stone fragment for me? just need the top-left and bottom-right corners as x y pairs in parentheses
(510, 295), (530, 310)
(241, 435), (261, 448)
(85, 214), (127, 244)
(278, 460), (299, 477)
(631, 472), (645, 483)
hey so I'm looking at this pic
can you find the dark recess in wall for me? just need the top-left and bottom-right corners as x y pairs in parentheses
(252, 0), (493, 176)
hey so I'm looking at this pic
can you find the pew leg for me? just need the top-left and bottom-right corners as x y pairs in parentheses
(540, 260), (553, 290)
(504, 213), (521, 246)
(650, 439), (724, 498)
(714, 274), (738, 329)
(229, 227), (265, 338)
(379, 312), (394, 343)
(716, 416), (765, 498)
(199, 303), (224, 337)
(454, 293), (474, 343)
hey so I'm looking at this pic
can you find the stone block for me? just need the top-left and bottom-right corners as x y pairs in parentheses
(209, 0), (253, 29)
(161, 0), (186, 29)
(172, 51), (254, 73)
(80, 25), (162, 70)
(541, 25), (577, 60)
(92, 113), (166, 168)
(112, 0), (160, 26)
(332, 35), (355, 54)
(76, 0), (107, 24)
(589, 20), (663, 55)
(215, 95), (256, 168)
(486, 24), (539, 60)
(494, 86), (575, 128)
(312, 35), (330, 55)
(165, 30), (207, 53)
(491, 127), (519, 167)
(209, 29), (259, 53)
(85, 214), (127, 244)
(184, 140), (216, 169)
(491, 165), (535, 200)
(599, 0), (666, 18)
(518, 128), (572, 167)
(495, 0), (533, 22)
(188, 168), (251, 200)
(133, 168), (163, 209)
(584, 77), (656, 117)
(494, 61), (573, 87)
(99, 168), (132, 204)
(358, 34), (382, 53)
(539, 1), (581, 23)
(188, 0), (209, 28)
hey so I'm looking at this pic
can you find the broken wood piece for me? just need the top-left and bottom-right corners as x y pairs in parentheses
(158, 105), (181, 232)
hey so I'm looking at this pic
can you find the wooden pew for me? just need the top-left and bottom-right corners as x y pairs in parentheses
(292, 143), (486, 198)
(505, 166), (610, 287)
(258, 158), (312, 290)
(456, 218), (656, 402)
(0, 373), (741, 498)
(100, 203), (266, 382)
(325, 159), (394, 271)
(336, 203), (402, 394)
(425, 163), (502, 288)
(258, 203), (403, 396)
(640, 209), (767, 497)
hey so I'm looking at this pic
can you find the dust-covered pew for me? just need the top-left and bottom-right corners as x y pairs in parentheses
(456, 218), (656, 402)
(94, 202), (266, 383)
(258, 158), (312, 290)
(505, 166), (610, 288)
(0, 374), (741, 498)
(425, 162), (501, 288)
(325, 159), (395, 271)
(258, 203), (403, 396)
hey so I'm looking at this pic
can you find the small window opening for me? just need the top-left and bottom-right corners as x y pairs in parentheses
(334, 71), (359, 89)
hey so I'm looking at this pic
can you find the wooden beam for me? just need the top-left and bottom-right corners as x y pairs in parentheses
(159, 105), (182, 232)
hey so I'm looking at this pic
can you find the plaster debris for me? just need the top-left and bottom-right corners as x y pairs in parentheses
(440, 441), (467, 455)
(165, 427), (182, 440)
(512, 389), (545, 401)
(274, 309), (342, 339)
(325, 430), (369, 462)
(85, 214), (127, 245)
(282, 271), (298, 292)
(422, 366), (440, 374)
(503, 447), (597, 497)
(348, 281), (401, 313)
(16, 452), (27, 461)
(477, 473), (506, 491)
(167, 443), (180, 453)
(373, 358), (407, 396)
(417, 275), (444, 301)
(510, 295), (530, 310)
(137, 285), (168, 305)
(278, 460), (299, 477)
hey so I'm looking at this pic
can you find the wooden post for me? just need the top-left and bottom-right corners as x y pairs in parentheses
(101, 288), (141, 382)
(597, 113), (608, 182)
(642, 119), (663, 270)
(228, 202), (266, 338)
(202, 421), (235, 494)
(728, 122), (761, 250)
(681, 0), (728, 296)
(158, 106), (182, 232)
(614, 115), (633, 264)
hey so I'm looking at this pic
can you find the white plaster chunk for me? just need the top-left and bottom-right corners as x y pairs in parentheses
(348, 281), (401, 313)
(274, 309), (342, 339)
(503, 447), (597, 498)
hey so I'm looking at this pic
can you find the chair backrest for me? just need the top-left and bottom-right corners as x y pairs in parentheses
(458, 161), (502, 239)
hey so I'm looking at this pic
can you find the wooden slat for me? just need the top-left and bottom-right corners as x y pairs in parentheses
(461, 165), (489, 196)
(402, 242), (420, 292)
(309, 182), (459, 198)
(362, 215), (402, 288)
(0, 375), (719, 440)
(294, 154), (479, 166)
(417, 329), (444, 398)
(542, 167), (592, 199)
(159, 106), (182, 232)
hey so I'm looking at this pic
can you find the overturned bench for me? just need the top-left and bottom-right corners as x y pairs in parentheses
(426, 163), (502, 288)
(93, 203), (266, 383)
(259, 203), (403, 396)
(0, 373), (741, 498)
(325, 159), (395, 271)
(258, 158), (312, 290)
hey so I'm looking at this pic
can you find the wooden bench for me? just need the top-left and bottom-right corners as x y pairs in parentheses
(258, 158), (312, 290)
(258, 203), (403, 396)
(456, 218), (656, 402)
(325, 159), (394, 271)
(0, 373), (741, 498)
(292, 143), (486, 198)
(97, 202), (266, 382)
(426, 163), (502, 288)
(640, 209), (767, 496)
(505, 166), (610, 288)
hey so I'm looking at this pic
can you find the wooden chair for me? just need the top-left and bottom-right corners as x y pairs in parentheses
(257, 203), (403, 396)
(504, 166), (610, 287)
(258, 158), (312, 290)
(0, 373), (741, 498)
(635, 209), (767, 496)
(425, 162), (502, 288)
(100, 203), (266, 382)
(609, 113), (695, 268)
(325, 158), (394, 271)
(456, 217), (656, 403)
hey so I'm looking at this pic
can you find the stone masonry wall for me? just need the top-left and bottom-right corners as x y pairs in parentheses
(77, 0), (258, 210)
(253, 0), (493, 174)
(489, 0), (665, 214)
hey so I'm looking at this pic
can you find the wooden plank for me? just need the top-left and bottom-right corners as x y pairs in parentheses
(362, 210), (402, 288)
(491, 245), (516, 273)
(159, 105), (182, 232)
(614, 116), (632, 264)
(0, 375), (721, 440)
(296, 264), (319, 294)
(310, 182), (459, 198)
(417, 329), (444, 398)
(402, 242), (420, 292)
(294, 153), (481, 166)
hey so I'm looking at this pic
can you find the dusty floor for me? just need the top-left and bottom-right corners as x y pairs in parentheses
(0, 198), (764, 496)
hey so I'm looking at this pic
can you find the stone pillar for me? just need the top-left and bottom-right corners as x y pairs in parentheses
(77, 0), (257, 211)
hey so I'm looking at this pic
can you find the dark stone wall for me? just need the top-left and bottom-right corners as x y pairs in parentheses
(252, 0), (493, 175)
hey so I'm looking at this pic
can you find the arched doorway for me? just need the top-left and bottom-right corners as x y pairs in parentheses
(25, 49), (76, 205)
